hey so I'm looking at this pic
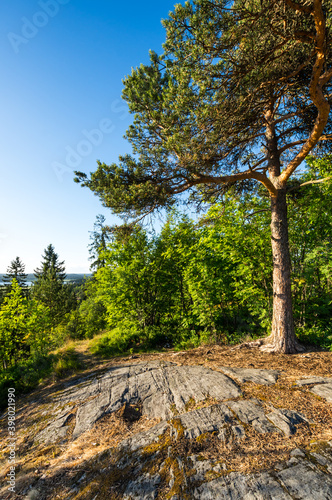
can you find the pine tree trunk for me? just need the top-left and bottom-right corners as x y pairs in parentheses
(268, 189), (299, 353)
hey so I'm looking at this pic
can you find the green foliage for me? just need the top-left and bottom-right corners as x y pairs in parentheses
(65, 297), (107, 339)
(296, 324), (332, 351)
(90, 323), (140, 357)
(88, 207), (270, 350)
(84, 160), (332, 354)
(88, 214), (111, 272)
(34, 244), (66, 282)
(0, 353), (56, 411)
(287, 156), (332, 332)
(90, 323), (175, 358)
(184, 196), (273, 340)
(32, 244), (77, 325)
(0, 347), (84, 410)
(53, 346), (83, 378)
(0, 280), (55, 369)
(0, 280), (31, 368)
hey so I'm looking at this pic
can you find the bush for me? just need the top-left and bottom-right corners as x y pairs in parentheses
(296, 324), (332, 350)
(0, 354), (55, 411)
(65, 298), (107, 340)
(0, 347), (85, 411)
(90, 323), (140, 357)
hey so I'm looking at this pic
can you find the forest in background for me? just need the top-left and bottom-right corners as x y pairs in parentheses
(0, 156), (331, 409)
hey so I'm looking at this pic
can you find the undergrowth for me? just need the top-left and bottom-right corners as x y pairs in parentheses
(0, 346), (84, 411)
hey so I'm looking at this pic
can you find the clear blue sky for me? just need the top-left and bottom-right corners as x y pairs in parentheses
(0, 0), (178, 273)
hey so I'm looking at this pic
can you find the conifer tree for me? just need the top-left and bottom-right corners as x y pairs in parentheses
(34, 244), (66, 283)
(33, 244), (69, 323)
(3, 257), (28, 295)
(75, 0), (332, 353)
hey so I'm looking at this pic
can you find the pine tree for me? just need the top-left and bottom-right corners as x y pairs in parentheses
(75, 0), (332, 353)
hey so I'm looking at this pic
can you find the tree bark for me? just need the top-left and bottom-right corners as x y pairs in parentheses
(267, 189), (299, 353)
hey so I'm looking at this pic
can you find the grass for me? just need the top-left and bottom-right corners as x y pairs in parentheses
(0, 343), (85, 411)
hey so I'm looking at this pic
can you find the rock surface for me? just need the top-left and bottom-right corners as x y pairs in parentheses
(193, 456), (332, 499)
(36, 361), (242, 443)
(114, 440), (332, 500)
(219, 366), (279, 385)
(311, 383), (332, 403)
(171, 403), (234, 439)
(296, 376), (332, 403)
(118, 399), (311, 457)
(6, 360), (332, 500)
(295, 376), (332, 386)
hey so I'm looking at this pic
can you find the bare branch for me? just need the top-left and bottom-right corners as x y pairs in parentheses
(287, 176), (332, 192)
(298, 176), (332, 188)
(272, 112), (302, 126)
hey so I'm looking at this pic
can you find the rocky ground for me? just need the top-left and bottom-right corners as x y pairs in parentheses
(0, 344), (332, 499)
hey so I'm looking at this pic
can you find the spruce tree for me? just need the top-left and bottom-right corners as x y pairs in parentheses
(34, 244), (66, 283)
(3, 257), (28, 295)
(33, 244), (68, 323)
(75, 0), (332, 353)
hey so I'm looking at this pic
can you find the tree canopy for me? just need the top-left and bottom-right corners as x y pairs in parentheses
(75, 0), (332, 216)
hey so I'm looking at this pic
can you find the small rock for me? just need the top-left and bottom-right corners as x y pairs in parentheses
(310, 452), (330, 466)
(266, 409), (309, 437)
(226, 399), (278, 434)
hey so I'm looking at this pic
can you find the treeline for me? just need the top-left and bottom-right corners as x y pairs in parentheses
(0, 245), (81, 369)
(0, 245), (88, 407)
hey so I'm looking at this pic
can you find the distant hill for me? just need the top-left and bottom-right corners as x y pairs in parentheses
(0, 273), (91, 285)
